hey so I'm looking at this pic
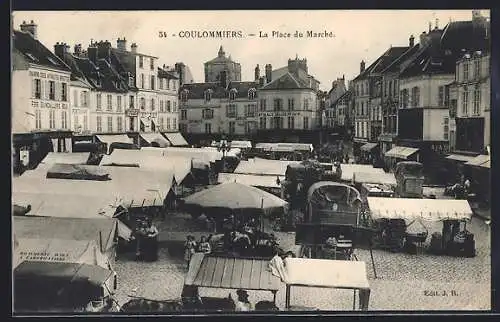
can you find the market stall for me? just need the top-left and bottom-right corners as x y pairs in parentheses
(40, 152), (91, 165)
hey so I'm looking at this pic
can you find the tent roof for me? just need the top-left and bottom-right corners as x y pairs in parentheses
(162, 132), (189, 146)
(139, 133), (170, 147)
(353, 172), (396, 186)
(229, 140), (252, 149)
(255, 143), (313, 152)
(339, 164), (386, 181)
(41, 152), (90, 165)
(96, 134), (133, 145)
(384, 146), (419, 159)
(185, 253), (280, 291)
(465, 154), (490, 168)
(217, 173), (284, 189)
(283, 258), (369, 290)
(367, 197), (473, 221)
(235, 158), (299, 176)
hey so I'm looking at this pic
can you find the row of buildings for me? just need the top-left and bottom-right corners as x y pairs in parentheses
(12, 20), (194, 169)
(324, 10), (491, 186)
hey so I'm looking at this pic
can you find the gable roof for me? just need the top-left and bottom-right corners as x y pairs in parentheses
(260, 72), (310, 90)
(180, 81), (258, 99)
(331, 90), (352, 106)
(353, 46), (409, 81)
(381, 45), (422, 74)
(13, 30), (71, 73)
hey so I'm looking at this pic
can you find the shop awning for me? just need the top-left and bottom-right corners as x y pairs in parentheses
(353, 172), (396, 185)
(139, 133), (170, 147)
(41, 152), (90, 165)
(366, 197), (473, 222)
(339, 164), (386, 182)
(229, 140), (252, 149)
(162, 132), (189, 146)
(235, 159), (299, 176)
(217, 173), (284, 189)
(384, 146), (419, 159)
(360, 143), (378, 152)
(185, 253), (280, 291)
(96, 134), (133, 146)
(445, 154), (477, 163)
(465, 154), (490, 169)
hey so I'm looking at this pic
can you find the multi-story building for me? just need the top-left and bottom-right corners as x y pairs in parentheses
(256, 57), (322, 143)
(179, 70), (258, 141)
(204, 46), (241, 83)
(352, 61), (371, 154)
(157, 65), (180, 132)
(12, 21), (73, 172)
(396, 12), (489, 183)
(324, 76), (347, 131)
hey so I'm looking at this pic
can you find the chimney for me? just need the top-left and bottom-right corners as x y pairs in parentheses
(259, 76), (265, 87)
(409, 35), (415, 47)
(97, 40), (112, 62)
(131, 43), (138, 54)
(74, 44), (82, 56)
(117, 37), (127, 51)
(360, 60), (365, 73)
(20, 20), (38, 39)
(419, 31), (429, 47)
(54, 42), (68, 60)
(88, 45), (98, 63)
(254, 64), (260, 81)
(265, 64), (272, 83)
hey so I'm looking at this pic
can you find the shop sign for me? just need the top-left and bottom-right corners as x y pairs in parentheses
(258, 111), (301, 117)
(127, 109), (139, 117)
(431, 142), (449, 154)
(140, 112), (158, 119)
(19, 251), (70, 262)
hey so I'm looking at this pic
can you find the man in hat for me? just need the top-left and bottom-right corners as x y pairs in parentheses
(235, 289), (253, 311)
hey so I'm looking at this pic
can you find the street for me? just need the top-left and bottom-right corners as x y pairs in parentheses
(113, 213), (490, 310)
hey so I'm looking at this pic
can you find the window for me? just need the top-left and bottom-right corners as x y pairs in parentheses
(248, 89), (256, 100)
(33, 79), (41, 99)
(443, 117), (449, 140)
(204, 89), (213, 101)
(73, 90), (78, 107)
(473, 88), (481, 115)
(202, 109), (214, 119)
(173, 118), (177, 130)
(229, 121), (236, 134)
(35, 109), (41, 129)
(82, 91), (89, 107)
(166, 100), (171, 112)
(97, 94), (102, 110)
(181, 110), (187, 120)
(288, 116), (295, 129)
(260, 99), (266, 111)
(139, 56), (144, 68)
(107, 95), (112, 111)
(49, 81), (55, 100)
(61, 111), (67, 129)
(159, 100), (164, 112)
(462, 90), (469, 114)
(166, 118), (171, 130)
(226, 104), (236, 118)
(117, 116), (123, 132)
(159, 78), (163, 90)
(173, 81), (176, 90)
(356, 122), (359, 137)
(61, 83), (67, 101)
(361, 102), (365, 115)
(400, 89), (409, 108)
(288, 98), (295, 110)
(474, 59), (481, 79)
(411, 87), (420, 107)
(140, 74), (145, 88)
(436, 86), (444, 107)
(74, 115), (79, 131)
(117, 96), (122, 112)
(140, 97), (146, 110)
(83, 115), (88, 131)
(361, 121), (365, 138)
(151, 76), (155, 90)
(303, 117), (309, 129)
(229, 89), (237, 100)
(463, 61), (469, 81)
(129, 76), (134, 87)
(303, 98), (310, 110)
(245, 104), (256, 117)
(107, 116), (113, 132)
(49, 110), (55, 129)
(179, 123), (187, 132)
(205, 123), (212, 134)
(159, 117), (164, 130)
(166, 79), (170, 89)
(151, 98), (155, 111)
(273, 98), (283, 111)
(173, 101), (177, 112)
(129, 95), (135, 108)
(150, 58), (154, 71)
(260, 117), (266, 129)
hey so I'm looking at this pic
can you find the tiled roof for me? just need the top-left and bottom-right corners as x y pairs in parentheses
(381, 45), (421, 74)
(260, 72), (310, 90)
(180, 81), (258, 99)
(440, 20), (490, 53)
(69, 55), (129, 93)
(12, 30), (71, 72)
(353, 46), (409, 81)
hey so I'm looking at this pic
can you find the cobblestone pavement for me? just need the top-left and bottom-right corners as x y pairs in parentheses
(114, 213), (491, 311)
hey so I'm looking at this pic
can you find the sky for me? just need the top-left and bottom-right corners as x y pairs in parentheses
(12, 10), (489, 91)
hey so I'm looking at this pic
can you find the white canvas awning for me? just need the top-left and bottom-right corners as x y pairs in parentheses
(41, 152), (90, 165)
(465, 154), (490, 169)
(384, 146), (419, 159)
(96, 134), (133, 145)
(235, 159), (299, 176)
(339, 164), (386, 181)
(217, 173), (284, 189)
(139, 133), (170, 147)
(203, 147), (241, 158)
(162, 132), (189, 146)
(229, 140), (252, 149)
(255, 143), (313, 152)
(353, 172), (396, 186)
(445, 154), (477, 163)
(367, 197), (473, 222)
(360, 143), (378, 152)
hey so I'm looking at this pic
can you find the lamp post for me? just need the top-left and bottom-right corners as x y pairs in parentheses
(217, 134), (231, 172)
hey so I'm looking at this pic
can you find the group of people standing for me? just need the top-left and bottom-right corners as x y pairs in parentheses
(184, 235), (212, 267)
(133, 217), (159, 262)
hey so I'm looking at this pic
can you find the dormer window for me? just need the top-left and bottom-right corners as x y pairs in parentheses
(47, 57), (60, 66)
(229, 88), (238, 101)
(248, 88), (257, 100)
(25, 53), (38, 62)
(204, 89), (213, 102)
(180, 89), (189, 102)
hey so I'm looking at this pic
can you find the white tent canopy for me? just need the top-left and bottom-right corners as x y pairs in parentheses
(235, 158), (299, 176)
(353, 172), (396, 186)
(217, 173), (284, 189)
(229, 140), (252, 149)
(202, 146), (241, 158)
(340, 164), (386, 181)
(41, 152), (90, 165)
(367, 197), (473, 222)
(139, 133), (170, 147)
(162, 132), (189, 146)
